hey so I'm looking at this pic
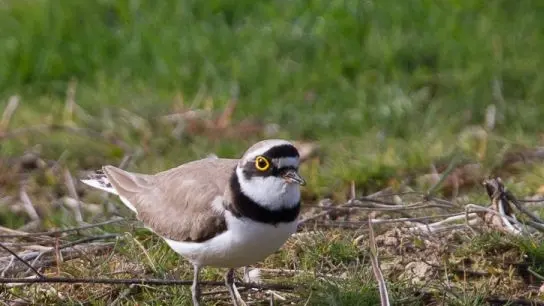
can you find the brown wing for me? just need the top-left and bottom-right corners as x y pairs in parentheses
(102, 158), (238, 242)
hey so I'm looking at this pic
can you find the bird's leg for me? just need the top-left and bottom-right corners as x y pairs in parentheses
(225, 268), (247, 306)
(191, 264), (201, 306)
(225, 268), (240, 306)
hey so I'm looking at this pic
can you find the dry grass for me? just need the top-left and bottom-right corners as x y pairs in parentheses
(0, 98), (544, 305)
(1, 173), (543, 305)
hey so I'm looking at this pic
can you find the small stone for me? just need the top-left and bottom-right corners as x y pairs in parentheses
(400, 261), (432, 285)
(384, 236), (398, 247)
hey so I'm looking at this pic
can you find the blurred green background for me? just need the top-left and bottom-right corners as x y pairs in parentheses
(1, 0), (544, 199)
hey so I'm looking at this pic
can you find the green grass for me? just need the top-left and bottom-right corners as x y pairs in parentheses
(3, 0), (544, 135)
(2, 0), (544, 305)
(1, 0), (544, 197)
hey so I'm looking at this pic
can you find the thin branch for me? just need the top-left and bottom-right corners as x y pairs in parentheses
(299, 188), (395, 225)
(370, 213), (464, 225)
(0, 243), (43, 278)
(496, 194), (521, 235)
(528, 267), (544, 281)
(0, 218), (126, 239)
(406, 213), (479, 233)
(345, 203), (452, 211)
(305, 214), (471, 231)
(19, 188), (40, 222)
(423, 196), (456, 206)
(465, 204), (521, 228)
(0, 95), (19, 132)
(354, 195), (453, 209)
(481, 178), (544, 233)
(257, 268), (344, 279)
(484, 297), (544, 306)
(63, 78), (77, 125)
(299, 192), (455, 226)
(1, 256), (15, 277)
(58, 234), (118, 250)
(518, 198), (544, 203)
(1, 243), (115, 277)
(426, 154), (461, 198)
(0, 276), (296, 291)
(354, 197), (400, 206)
(0, 225), (28, 236)
(298, 206), (350, 225)
(304, 221), (368, 230)
(484, 177), (543, 226)
(118, 154), (133, 170)
(367, 216), (391, 306)
(63, 169), (84, 224)
(505, 191), (544, 224)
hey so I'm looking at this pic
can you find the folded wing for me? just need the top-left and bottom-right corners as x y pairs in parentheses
(102, 159), (238, 242)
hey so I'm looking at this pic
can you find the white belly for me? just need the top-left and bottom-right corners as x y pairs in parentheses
(163, 212), (298, 268)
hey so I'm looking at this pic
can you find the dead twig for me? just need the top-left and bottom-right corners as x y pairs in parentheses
(0, 243), (43, 278)
(299, 191), (455, 226)
(345, 202), (452, 211)
(58, 234), (118, 250)
(481, 178), (544, 234)
(298, 206), (350, 225)
(465, 204), (525, 235)
(19, 187), (40, 223)
(1, 242), (115, 277)
(64, 169), (84, 224)
(528, 267), (544, 281)
(0, 276), (296, 291)
(367, 216), (391, 306)
(426, 154), (461, 198)
(298, 186), (402, 225)
(0, 226), (29, 237)
(504, 190), (544, 224)
(63, 169), (84, 224)
(307, 215), (472, 232)
(0, 95), (19, 132)
(0, 218), (126, 239)
(405, 213), (479, 233)
(371, 213), (464, 225)
(63, 78), (77, 125)
(484, 296), (544, 306)
(256, 268), (344, 280)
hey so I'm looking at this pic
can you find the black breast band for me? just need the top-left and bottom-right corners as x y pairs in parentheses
(227, 173), (300, 225)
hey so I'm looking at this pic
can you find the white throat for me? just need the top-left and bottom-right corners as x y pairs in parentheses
(235, 167), (300, 211)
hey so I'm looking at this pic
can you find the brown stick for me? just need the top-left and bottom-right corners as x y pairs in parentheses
(367, 216), (390, 306)
(0, 96), (19, 132)
(0, 276), (296, 291)
(0, 243), (44, 278)
(63, 169), (84, 224)
(0, 218), (126, 239)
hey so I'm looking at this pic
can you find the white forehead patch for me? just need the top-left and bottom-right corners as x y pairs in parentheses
(242, 139), (295, 161)
(272, 157), (299, 168)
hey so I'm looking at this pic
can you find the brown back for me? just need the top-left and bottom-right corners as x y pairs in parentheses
(103, 158), (239, 242)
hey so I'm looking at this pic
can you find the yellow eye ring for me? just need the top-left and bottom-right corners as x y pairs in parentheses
(255, 156), (270, 171)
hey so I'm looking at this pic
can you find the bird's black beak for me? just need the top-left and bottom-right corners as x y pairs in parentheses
(282, 169), (306, 186)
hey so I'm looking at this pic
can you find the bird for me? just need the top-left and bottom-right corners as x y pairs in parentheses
(80, 139), (305, 305)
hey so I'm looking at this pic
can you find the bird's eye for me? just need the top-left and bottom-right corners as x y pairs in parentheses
(255, 156), (270, 171)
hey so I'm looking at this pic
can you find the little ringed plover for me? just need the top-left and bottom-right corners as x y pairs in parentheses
(81, 139), (305, 305)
